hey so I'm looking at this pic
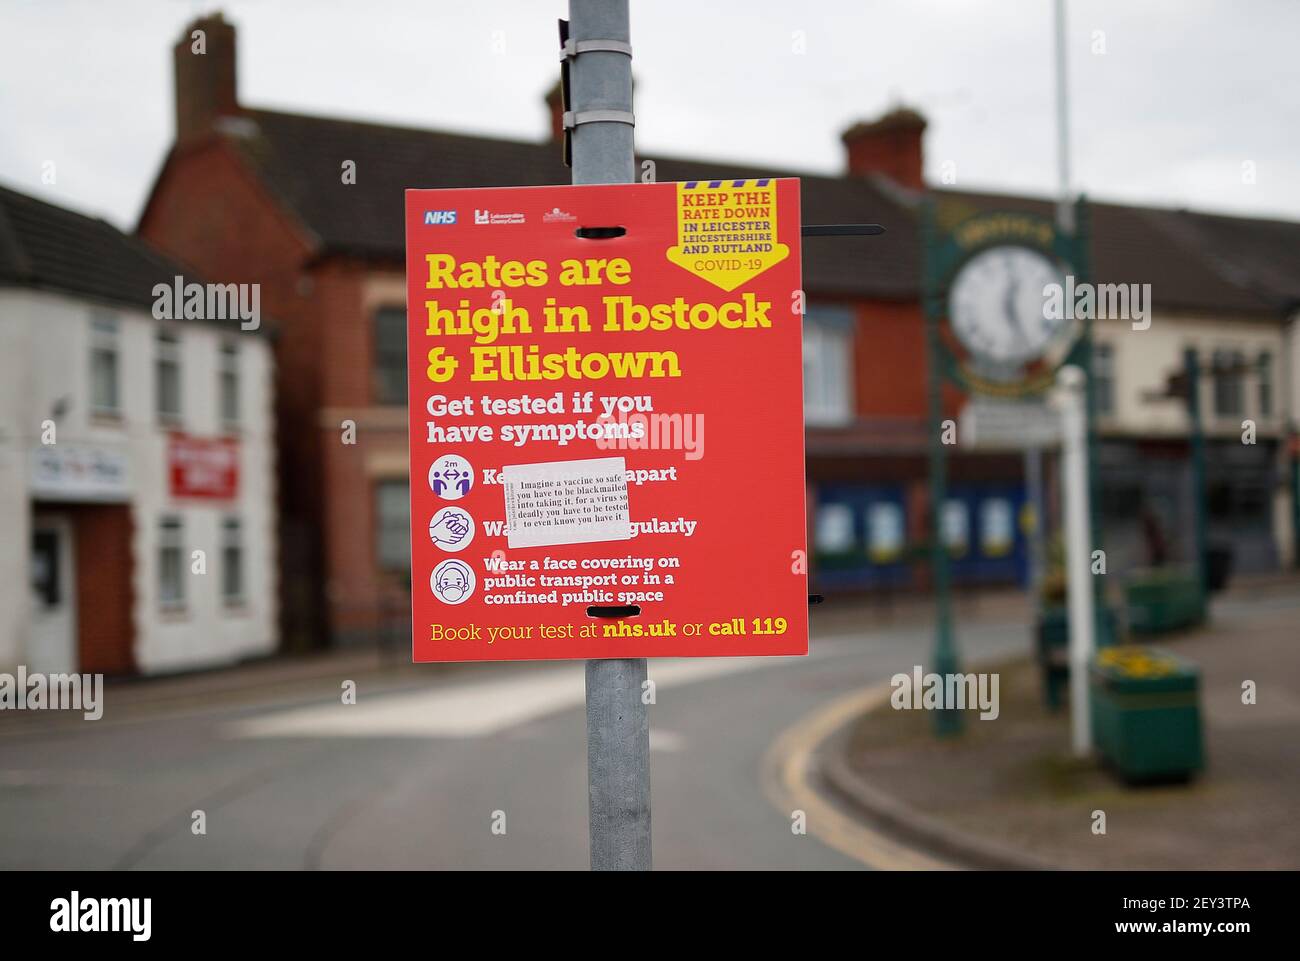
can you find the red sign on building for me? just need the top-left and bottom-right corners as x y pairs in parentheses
(168, 434), (239, 499)
(405, 179), (807, 661)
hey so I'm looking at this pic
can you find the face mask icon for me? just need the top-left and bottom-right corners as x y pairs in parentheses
(431, 559), (475, 605)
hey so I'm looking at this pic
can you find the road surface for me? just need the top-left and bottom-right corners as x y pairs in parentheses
(0, 601), (1029, 870)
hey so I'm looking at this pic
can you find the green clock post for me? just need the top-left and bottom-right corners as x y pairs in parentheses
(922, 198), (1095, 738)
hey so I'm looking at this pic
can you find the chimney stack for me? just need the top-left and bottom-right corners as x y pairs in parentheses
(174, 13), (239, 145)
(840, 107), (927, 190)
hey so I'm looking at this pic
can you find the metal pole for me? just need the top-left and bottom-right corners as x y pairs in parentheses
(1058, 365), (1095, 755)
(1185, 349), (1209, 603)
(1054, 0), (1074, 235)
(1055, 11), (1111, 651)
(1025, 445), (1045, 605)
(1292, 437), (1300, 571)
(922, 200), (961, 737)
(927, 345), (960, 738)
(568, 0), (650, 871)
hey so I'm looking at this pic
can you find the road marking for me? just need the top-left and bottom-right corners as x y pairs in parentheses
(761, 683), (956, 871)
(649, 729), (685, 753)
(0, 769), (118, 787)
(225, 655), (799, 740)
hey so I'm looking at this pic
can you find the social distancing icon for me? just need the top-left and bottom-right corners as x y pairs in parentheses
(429, 454), (473, 500)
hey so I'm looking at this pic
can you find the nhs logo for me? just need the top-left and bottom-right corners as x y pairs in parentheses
(424, 210), (457, 225)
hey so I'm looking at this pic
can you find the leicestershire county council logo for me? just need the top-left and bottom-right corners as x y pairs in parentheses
(424, 210), (457, 225)
(474, 208), (526, 225)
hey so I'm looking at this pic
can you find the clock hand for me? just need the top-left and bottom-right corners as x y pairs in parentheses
(1002, 278), (1026, 347)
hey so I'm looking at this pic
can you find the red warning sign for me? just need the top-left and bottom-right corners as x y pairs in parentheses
(405, 179), (807, 661)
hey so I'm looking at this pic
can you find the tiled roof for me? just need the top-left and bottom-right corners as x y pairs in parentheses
(0, 182), (202, 314)
(1145, 207), (1300, 312)
(935, 189), (1279, 317)
(220, 109), (919, 300)
(209, 109), (1294, 318)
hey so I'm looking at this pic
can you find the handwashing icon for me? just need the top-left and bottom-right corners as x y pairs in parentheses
(429, 507), (474, 551)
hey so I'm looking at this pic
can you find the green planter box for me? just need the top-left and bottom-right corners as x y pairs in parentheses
(1090, 646), (1204, 783)
(1036, 604), (1119, 710)
(1126, 567), (1206, 635)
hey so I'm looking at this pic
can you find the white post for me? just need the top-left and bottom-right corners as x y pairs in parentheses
(1054, 0), (1074, 235)
(1057, 365), (1095, 755)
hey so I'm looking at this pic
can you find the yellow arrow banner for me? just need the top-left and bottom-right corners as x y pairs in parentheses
(666, 179), (790, 292)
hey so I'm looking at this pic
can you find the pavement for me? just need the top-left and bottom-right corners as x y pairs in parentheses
(833, 577), (1300, 870)
(0, 590), (1029, 870)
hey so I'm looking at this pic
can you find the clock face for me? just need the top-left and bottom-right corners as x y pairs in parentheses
(948, 246), (1067, 367)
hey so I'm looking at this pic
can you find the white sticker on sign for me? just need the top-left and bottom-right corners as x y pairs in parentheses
(502, 457), (632, 549)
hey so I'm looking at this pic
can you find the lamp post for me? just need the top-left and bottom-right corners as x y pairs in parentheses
(922, 201), (962, 737)
(1184, 348), (1209, 601)
(566, 0), (652, 872)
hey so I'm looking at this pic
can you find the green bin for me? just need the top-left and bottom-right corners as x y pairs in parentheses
(1090, 646), (1203, 783)
(1126, 567), (1206, 634)
(1036, 604), (1119, 710)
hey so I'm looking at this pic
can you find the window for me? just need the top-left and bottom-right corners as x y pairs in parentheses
(1207, 481), (1232, 520)
(802, 305), (855, 426)
(1206, 481), (1269, 525)
(980, 498), (1014, 558)
(374, 307), (407, 405)
(867, 501), (905, 564)
(90, 314), (120, 416)
(1235, 484), (1269, 524)
(31, 530), (61, 607)
(1258, 351), (1273, 417)
(1100, 480), (1143, 520)
(222, 517), (244, 604)
(1212, 349), (1244, 417)
(156, 331), (182, 422)
(375, 481), (411, 571)
(1093, 342), (1115, 416)
(942, 500), (969, 557)
(815, 502), (855, 553)
(158, 516), (184, 608)
(219, 341), (240, 428)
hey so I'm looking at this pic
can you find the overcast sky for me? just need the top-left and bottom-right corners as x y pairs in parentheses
(2, 0), (1297, 230)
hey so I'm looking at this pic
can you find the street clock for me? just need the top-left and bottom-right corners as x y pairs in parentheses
(919, 200), (1109, 741)
(948, 245), (1069, 373)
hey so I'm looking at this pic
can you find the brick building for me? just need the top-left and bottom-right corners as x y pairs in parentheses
(139, 15), (1299, 648)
